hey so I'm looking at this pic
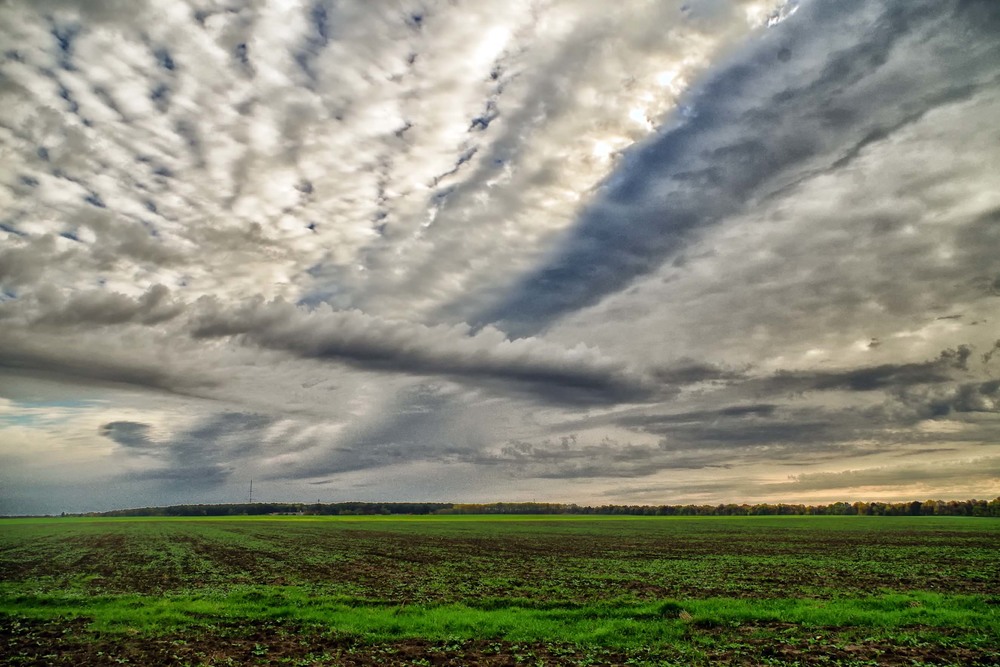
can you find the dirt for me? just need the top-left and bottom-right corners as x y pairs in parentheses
(0, 617), (625, 666)
(4, 616), (998, 666)
(4, 520), (998, 664)
(6, 523), (996, 599)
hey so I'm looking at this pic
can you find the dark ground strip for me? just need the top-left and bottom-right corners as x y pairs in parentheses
(3, 617), (999, 667)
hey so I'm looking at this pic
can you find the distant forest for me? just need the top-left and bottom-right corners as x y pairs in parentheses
(63, 497), (1000, 518)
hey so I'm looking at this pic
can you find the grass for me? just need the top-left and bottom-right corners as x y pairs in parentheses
(4, 588), (996, 641)
(2, 515), (998, 665)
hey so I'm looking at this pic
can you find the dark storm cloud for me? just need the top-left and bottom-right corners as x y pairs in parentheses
(559, 344), (983, 448)
(613, 403), (878, 453)
(480, 0), (1000, 335)
(125, 465), (231, 484)
(693, 347), (979, 411)
(983, 340), (1000, 365)
(654, 416), (857, 449)
(650, 361), (747, 384)
(618, 404), (778, 428)
(761, 361), (951, 395)
(255, 386), (474, 480)
(100, 420), (154, 448)
(294, 335), (992, 483)
(474, 437), (735, 479)
(0, 331), (213, 395)
(464, 428), (893, 480)
(101, 411), (274, 486)
(959, 207), (1000, 299)
(894, 380), (1000, 420)
(268, 403), (863, 481)
(482, 395), (1000, 479)
(611, 351), (995, 452)
(276, 393), (914, 482)
(189, 297), (655, 404)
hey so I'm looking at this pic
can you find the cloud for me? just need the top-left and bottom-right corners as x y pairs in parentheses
(188, 296), (654, 403)
(983, 340), (1000, 366)
(893, 380), (1000, 420)
(100, 420), (154, 449)
(2, 0), (1000, 512)
(651, 361), (748, 384)
(0, 328), (215, 395)
(29, 284), (183, 327)
(547, 79), (1000, 378)
(474, 436), (735, 479)
(773, 457), (1000, 492)
(479, 0), (1000, 335)
(617, 404), (778, 428)
(760, 360), (953, 395)
(100, 411), (276, 486)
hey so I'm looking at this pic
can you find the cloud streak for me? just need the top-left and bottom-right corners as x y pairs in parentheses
(480, 0), (1000, 334)
(189, 296), (654, 403)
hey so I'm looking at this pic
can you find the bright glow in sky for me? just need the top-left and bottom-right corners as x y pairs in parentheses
(1, 0), (999, 514)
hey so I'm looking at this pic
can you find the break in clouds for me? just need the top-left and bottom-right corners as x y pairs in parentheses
(1, 0), (999, 514)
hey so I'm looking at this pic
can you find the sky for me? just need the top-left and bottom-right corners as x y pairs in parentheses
(1, 0), (999, 515)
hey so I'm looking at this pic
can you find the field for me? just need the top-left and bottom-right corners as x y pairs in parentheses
(1, 515), (998, 666)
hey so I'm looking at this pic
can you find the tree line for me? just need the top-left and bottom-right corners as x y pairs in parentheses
(64, 497), (1000, 518)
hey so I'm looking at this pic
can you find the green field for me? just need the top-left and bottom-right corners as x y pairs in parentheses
(2, 515), (998, 665)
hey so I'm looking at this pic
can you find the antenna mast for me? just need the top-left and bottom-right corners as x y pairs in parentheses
(249, 479), (253, 504)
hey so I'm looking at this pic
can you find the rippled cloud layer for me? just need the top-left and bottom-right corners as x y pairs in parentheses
(2, 0), (998, 513)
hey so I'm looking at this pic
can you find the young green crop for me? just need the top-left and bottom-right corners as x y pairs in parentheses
(2, 515), (998, 665)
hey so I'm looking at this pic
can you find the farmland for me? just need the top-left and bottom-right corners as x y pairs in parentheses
(1, 515), (998, 665)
